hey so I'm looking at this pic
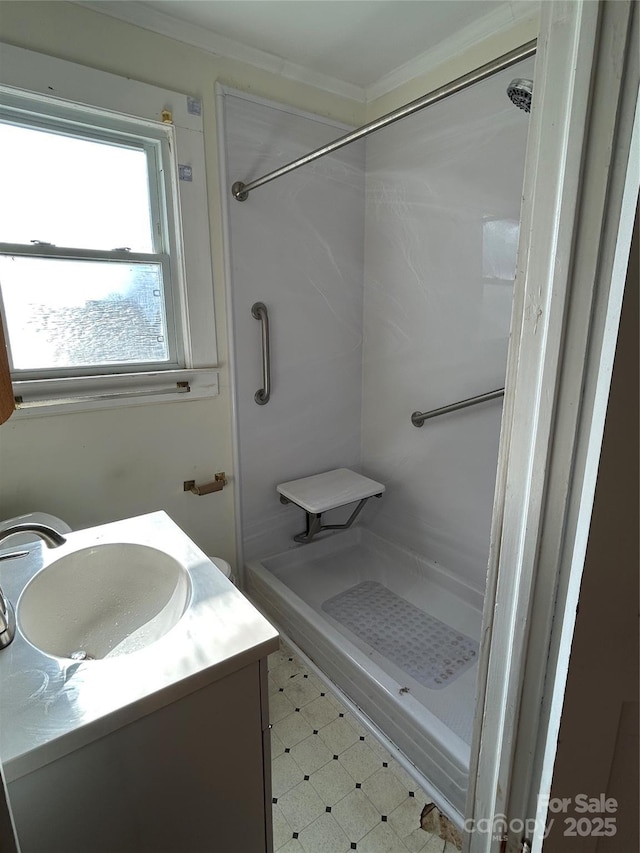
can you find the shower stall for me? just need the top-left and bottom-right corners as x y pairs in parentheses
(218, 47), (534, 823)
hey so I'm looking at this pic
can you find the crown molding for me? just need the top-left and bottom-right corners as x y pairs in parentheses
(364, 0), (540, 102)
(76, 1), (540, 107)
(76, 1), (367, 103)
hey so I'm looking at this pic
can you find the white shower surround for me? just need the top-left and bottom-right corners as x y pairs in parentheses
(361, 59), (533, 590)
(219, 59), (531, 821)
(220, 90), (366, 564)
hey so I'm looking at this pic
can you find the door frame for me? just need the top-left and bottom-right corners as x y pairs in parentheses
(467, 2), (639, 851)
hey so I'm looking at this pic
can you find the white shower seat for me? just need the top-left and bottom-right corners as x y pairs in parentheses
(277, 468), (385, 543)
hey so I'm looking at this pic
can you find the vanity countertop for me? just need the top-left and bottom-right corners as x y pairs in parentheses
(0, 511), (279, 783)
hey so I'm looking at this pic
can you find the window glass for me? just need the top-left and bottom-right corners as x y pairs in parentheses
(0, 45), (219, 410)
(0, 255), (170, 371)
(0, 122), (154, 252)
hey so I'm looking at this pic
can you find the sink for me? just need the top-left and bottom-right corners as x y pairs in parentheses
(1, 510), (280, 802)
(17, 543), (191, 660)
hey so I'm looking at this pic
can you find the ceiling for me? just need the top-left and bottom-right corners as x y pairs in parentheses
(80, 1), (537, 100)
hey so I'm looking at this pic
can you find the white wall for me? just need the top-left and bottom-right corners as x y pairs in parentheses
(360, 58), (534, 591)
(0, 1), (537, 580)
(0, 1), (364, 569)
(220, 91), (366, 561)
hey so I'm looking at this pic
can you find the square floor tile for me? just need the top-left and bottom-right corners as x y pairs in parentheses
(268, 646), (291, 668)
(332, 788), (381, 842)
(269, 672), (281, 695)
(290, 734), (334, 775)
(362, 768), (411, 815)
(273, 711), (315, 748)
(278, 780), (326, 833)
(272, 752), (306, 798)
(388, 797), (425, 843)
(344, 712), (370, 739)
(298, 812), (352, 853)
(271, 728), (286, 759)
(317, 716), (360, 755)
(300, 693), (343, 729)
(277, 839), (305, 853)
(357, 821), (411, 852)
(283, 673), (324, 708)
(366, 733), (394, 760)
(422, 835), (448, 852)
(402, 828), (434, 853)
(271, 690), (296, 724)
(309, 758), (356, 806)
(339, 740), (383, 784)
(271, 659), (308, 689)
(387, 760), (427, 801)
(273, 804), (294, 851)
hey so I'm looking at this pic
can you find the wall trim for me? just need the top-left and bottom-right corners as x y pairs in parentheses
(365, 0), (539, 101)
(77, 0), (366, 103)
(78, 0), (539, 107)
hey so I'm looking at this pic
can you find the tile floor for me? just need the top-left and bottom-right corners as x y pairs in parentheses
(268, 641), (459, 853)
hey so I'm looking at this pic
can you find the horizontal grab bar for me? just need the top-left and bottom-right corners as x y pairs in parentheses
(411, 388), (504, 427)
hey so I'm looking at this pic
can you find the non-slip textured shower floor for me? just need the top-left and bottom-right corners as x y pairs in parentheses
(322, 581), (478, 690)
(260, 529), (482, 745)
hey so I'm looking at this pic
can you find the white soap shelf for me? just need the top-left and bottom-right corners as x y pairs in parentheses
(277, 468), (385, 544)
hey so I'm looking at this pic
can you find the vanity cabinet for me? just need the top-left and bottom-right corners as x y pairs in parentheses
(8, 658), (273, 853)
(0, 514), (279, 853)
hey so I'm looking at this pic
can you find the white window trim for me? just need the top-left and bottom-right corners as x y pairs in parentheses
(0, 43), (218, 415)
(12, 369), (219, 416)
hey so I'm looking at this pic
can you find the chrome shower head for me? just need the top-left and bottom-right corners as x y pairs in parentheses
(507, 78), (533, 113)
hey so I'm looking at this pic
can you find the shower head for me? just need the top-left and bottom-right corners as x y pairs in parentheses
(507, 78), (533, 113)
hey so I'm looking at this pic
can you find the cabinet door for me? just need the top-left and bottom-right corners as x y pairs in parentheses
(9, 662), (270, 853)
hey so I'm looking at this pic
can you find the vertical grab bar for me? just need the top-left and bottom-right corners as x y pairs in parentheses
(251, 302), (271, 405)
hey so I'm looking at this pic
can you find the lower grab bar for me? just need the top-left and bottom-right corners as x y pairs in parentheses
(411, 388), (504, 427)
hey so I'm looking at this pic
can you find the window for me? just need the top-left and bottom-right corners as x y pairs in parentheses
(0, 107), (181, 377)
(0, 45), (218, 413)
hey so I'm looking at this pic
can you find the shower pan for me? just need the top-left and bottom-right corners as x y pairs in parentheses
(246, 528), (482, 816)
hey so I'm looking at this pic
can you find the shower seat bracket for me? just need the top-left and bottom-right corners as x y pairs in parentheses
(280, 495), (382, 544)
(276, 468), (385, 545)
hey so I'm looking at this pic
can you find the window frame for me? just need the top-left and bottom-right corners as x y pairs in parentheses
(0, 98), (185, 378)
(0, 44), (218, 415)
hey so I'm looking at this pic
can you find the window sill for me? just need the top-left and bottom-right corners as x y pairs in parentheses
(11, 369), (219, 418)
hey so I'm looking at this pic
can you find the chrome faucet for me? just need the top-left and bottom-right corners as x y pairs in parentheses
(0, 524), (67, 649)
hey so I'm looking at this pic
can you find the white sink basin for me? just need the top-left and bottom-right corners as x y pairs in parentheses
(17, 543), (191, 660)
